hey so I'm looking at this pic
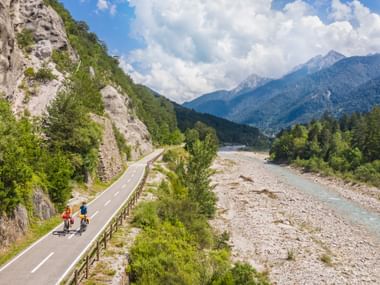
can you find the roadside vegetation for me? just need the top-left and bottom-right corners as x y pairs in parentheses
(270, 107), (380, 187)
(128, 128), (270, 285)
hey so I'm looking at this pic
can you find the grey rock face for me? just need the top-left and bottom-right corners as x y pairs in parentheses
(91, 114), (124, 182)
(101, 85), (153, 160)
(0, 0), (75, 116)
(32, 188), (56, 220)
(0, 205), (29, 248)
(35, 39), (52, 59)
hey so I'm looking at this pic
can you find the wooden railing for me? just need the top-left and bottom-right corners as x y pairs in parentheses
(64, 153), (161, 285)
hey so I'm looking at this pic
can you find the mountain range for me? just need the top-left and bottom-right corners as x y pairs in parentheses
(184, 51), (380, 134)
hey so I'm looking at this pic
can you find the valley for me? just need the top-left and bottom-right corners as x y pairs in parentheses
(0, 0), (380, 284)
(211, 151), (380, 284)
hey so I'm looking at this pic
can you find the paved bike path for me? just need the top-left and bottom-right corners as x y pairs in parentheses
(0, 150), (162, 285)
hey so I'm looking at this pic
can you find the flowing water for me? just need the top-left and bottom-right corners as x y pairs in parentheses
(263, 161), (380, 237)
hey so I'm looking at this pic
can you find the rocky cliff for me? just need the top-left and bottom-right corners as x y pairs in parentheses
(0, 0), (153, 159)
(101, 85), (153, 160)
(91, 114), (123, 182)
(0, 189), (55, 249)
(0, 0), (153, 250)
(0, 0), (76, 116)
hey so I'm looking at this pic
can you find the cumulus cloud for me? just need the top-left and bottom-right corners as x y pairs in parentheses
(123, 0), (380, 103)
(97, 0), (118, 15)
(97, 0), (108, 10)
(109, 4), (117, 15)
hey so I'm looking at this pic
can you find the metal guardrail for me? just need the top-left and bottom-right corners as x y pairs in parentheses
(64, 153), (161, 285)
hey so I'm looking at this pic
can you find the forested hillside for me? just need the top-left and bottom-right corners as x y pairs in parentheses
(140, 86), (270, 148)
(270, 107), (380, 187)
(0, 0), (183, 216)
(174, 103), (269, 148)
(44, 0), (181, 146)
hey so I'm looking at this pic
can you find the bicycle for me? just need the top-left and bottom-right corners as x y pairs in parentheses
(63, 218), (70, 233)
(79, 214), (89, 232)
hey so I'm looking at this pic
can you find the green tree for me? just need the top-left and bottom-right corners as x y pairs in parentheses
(185, 134), (218, 218)
(43, 91), (101, 181)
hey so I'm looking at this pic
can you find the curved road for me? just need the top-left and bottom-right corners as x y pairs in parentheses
(0, 150), (162, 285)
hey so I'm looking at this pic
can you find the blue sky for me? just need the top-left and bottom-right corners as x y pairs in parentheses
(61, 0), (142, 56)
(60, 0), (380, 56)
(60, 0), (380, 102)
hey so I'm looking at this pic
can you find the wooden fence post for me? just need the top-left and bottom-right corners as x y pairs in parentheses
(74, 269), (78, 285)
(85, 255), (89, 278)
(96, 241), (100, 261)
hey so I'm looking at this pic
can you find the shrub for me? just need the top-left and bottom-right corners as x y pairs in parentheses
(213, 262), (271, 285)
(287, 249), (295, 261)
(51, 49), (72, 72)
(162, 148), (188, 171)
(129, 222), (202, 285)
(132, 202), (160, 229)
(320, 254), (332, 266)
(354, 161), (380, 187)
(112, 124), (131, 160)
(35, 67), (57, 83)
(24, 67), (36, 78)
(329, 155), (350, 172)
(16, 29), (34, 52)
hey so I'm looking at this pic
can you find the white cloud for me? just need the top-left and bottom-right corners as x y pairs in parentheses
(124, 0), (380, 103)
(330, 0), (352, 21)
(97, 0), (109, 10)
(97, 0), (118, 15)
(110, 4), (117, 15)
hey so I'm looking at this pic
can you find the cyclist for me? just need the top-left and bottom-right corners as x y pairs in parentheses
(79, 201), (89, 231)
(61, 205), (72, 232)
(80, 201), (88, 216)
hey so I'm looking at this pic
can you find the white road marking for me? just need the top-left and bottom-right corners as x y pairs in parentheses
(114, 191), (120, 197)
(104, 200), (111, 207)
(122, 184), (127, 189)
(31, 252), (54, 274)
(68, 211), (98, 239)
(127, 179), (131, 183)
(131, 174), (135, 178)
(68, 229), (78, 240)
(91, 211), (99, 219)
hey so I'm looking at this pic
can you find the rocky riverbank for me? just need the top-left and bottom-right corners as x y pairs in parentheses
(210, 151), (380, 285)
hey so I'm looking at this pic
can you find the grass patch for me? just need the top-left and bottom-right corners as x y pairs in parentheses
(286, 249), (296, 261)
(320, 253), (333, 266)
(16, 29), (34, 52)
(0, 215), (61, 267)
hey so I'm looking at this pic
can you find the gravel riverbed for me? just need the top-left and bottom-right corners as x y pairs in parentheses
(210, 151), (380, 285)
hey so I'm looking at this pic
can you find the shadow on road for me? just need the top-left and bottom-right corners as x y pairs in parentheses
(52, 230), (77, 237)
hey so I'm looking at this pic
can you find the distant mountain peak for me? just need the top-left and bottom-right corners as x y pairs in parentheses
(232, 73), (271, 94)
(326, 50), (345, 58)
(291, 50), (346, 75)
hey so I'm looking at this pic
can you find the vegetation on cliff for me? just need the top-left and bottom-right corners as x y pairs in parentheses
(0, 99), (73, 214)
